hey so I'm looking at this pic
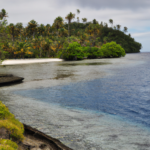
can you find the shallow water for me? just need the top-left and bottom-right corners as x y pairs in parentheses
(0, 53), (150, 150)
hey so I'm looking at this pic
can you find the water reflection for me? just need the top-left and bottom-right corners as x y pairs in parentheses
(59, 62), (111, 66)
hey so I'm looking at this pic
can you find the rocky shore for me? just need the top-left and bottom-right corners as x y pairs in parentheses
(0, 74), (72, 150)
(0, 74), (24, 86)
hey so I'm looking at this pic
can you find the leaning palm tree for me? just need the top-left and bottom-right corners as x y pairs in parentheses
(109, 19), (113, 27)
(65, 12), (75, 37)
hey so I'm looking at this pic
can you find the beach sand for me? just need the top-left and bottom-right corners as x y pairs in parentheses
(1, 58), (63, 65)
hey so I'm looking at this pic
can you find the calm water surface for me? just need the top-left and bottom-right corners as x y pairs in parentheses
(0, 53), (150, 150)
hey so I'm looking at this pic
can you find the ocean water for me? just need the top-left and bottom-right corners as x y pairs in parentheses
(1, 53), (150, 150)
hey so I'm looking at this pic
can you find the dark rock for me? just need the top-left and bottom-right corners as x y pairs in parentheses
(0, 128), (10, 139)
(0, 74), (24, 86)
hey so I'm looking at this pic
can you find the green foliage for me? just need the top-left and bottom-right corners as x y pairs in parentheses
(85, 47), (103, 58)
(0, 101), (24, 141)
(100, 27), (141, 53)
(62, 42), (84, 60)
(0, 139), (18, 150)
(0, 8), (142, 60)
(100, 41), (125, 58)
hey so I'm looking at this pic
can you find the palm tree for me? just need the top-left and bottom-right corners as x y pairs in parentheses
(0, 9), (8, 27)
(100, 21), (103, 26)
(104, 22), (108, 28)
(0, 9), (7, 20)
(77, 9), (80, 14)
(15, 23), (23, 41)
(65, 12), (75, 37)
(76, 9), (80, 23)
(109, 19), (113, 27)
(82, 18), (87, 23)
(124, 27), (128, 33)
(93, 19), (98, 24)
(38, 24), (45, 37)
(45, 24), (51, 36)
(114, 26), (116, 30)
(116, 24), (121, 30)
(54, 16), (63, 31)
(26, 20), (38, 38)
(8, 23), (15, 42)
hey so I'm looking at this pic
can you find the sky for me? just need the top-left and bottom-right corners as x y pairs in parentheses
(1, 0), (150, 52)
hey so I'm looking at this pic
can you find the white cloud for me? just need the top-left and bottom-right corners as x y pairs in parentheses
(132, 32), (150, 37)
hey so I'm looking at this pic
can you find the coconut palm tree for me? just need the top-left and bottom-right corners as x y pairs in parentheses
(8, 23), (15, 42)
(104, 22), (108, 28)
(100, 21), (103, 26)
(93, 19), (98, 24)
(15, 23), (23, 41)
(77, 9), (80, 14)
(109, 19), (113, 27)
(116, 24), (121, 30)
(38, 24), (45, 37)
(76, 9), (80, 23)
(82, 18), (87, 23)
(26, 20), (38, 38)
(65, 12), (75, 37)
(124, 26), (128, 33)
(45, 24), (51, 36)
(0, 9), (8, 27)
(0, 9), (7, 20)
(54, 16), (64, 31)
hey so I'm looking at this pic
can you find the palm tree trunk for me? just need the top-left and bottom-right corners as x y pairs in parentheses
(68, 22), (69, 37)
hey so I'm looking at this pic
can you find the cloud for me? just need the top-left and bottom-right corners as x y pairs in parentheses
(55, 0), (150, 10)
(132, 32), (150, 37)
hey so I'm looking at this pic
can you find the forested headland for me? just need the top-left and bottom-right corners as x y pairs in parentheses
(0, 9), (142, 60)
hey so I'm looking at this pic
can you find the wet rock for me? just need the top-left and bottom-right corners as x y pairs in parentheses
(0, 74), (24, 86)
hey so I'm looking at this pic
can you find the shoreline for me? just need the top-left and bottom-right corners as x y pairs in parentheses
(1, 58), (63, 65)
(0, 74), (72, 150)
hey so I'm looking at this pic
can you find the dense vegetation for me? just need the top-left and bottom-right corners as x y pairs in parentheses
(0, 9), (142, 60)
(0, 101), (24, 149)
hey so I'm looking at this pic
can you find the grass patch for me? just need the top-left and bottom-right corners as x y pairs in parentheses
(0, 101), (24, 149)
(0, 139), (18, 150)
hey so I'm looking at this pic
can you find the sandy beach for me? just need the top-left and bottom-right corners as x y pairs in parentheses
(1, 58), (63, 65)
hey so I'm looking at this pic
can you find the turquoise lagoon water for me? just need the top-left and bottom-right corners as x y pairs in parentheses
(1, 53), (150, 149)
(13, 54), (150, 129)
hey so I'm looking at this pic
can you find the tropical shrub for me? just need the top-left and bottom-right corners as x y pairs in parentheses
(83, 46), (103, 58)
(100, 41), (125, 58)
(62, 42), (84, 60)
